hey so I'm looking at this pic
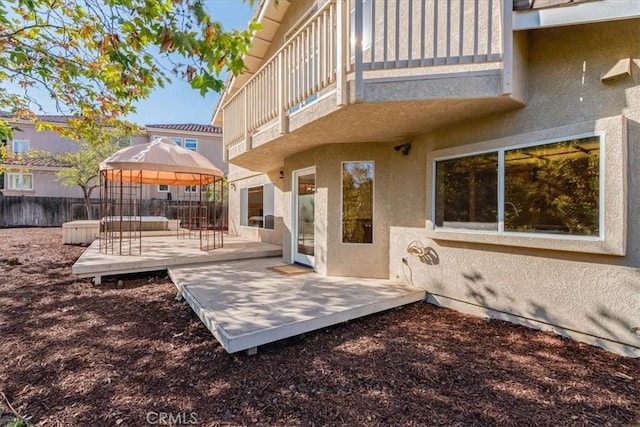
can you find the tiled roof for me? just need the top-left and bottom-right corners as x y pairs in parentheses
(144, 123), (223, 134)
(1, 155), (71, 168)
(0, 114), (75, 124)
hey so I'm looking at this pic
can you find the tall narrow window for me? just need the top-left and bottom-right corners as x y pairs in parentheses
(342, 162), (374, 243)
(240, 184), (275, 230)
(435, 152), (498, 230)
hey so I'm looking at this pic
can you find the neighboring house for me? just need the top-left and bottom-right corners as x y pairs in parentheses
(213, 0), (640, 355)
(0, 115), (87, 198)
(143, 123), (226, 201)
(0, 117), (226, 201)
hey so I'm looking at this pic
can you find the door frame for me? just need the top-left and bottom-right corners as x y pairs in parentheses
(291, 166), (316, 267)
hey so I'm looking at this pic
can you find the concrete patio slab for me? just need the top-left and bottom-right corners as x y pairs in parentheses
(168, 257), (426, 354)
(72, 235), (283, 283)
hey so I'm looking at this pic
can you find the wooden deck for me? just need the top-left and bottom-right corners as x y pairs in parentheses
(72, 236), (426, 354)
(168, 257), (426, 354)
(72, 235), (283, 284)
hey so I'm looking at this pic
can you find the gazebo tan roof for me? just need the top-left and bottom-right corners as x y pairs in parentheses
(100, 138), (224, 185)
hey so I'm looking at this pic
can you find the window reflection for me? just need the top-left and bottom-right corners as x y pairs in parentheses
(435, 153), (498, 230)
(342, 162), (374, 243)
(505, 137), (599, 236)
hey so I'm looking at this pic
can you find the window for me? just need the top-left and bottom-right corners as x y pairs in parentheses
(158, 185), (169, 192)
(240, 183), (275, 230)
(152, 135), (162, 141)
(184, 138), (197, 151)
(342, 162), (374, 243)
(170, 137), (183, 147)
(7, 173), (33, 191)
(434, 135), (601, 237)
(12, 139), (29, 154)
(435, 152), (498, 231)
(185, 185), (198, 193)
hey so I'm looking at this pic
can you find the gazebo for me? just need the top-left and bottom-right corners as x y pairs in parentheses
(98, 137), (225, 255)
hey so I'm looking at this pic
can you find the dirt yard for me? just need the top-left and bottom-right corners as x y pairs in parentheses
(0, 228), (638, 426)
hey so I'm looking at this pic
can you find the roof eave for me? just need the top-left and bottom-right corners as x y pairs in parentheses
(211, 0), (291, 126)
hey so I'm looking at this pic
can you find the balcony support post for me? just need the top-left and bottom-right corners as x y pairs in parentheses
(501, 0), (513, 94)
(336, 0), (348, 106)
(354, 0), (364, 102)
(277, 53), (289, 135)
(243, 87), (252, 150)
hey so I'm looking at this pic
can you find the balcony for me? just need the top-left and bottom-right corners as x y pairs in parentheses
(219, 0), (522, 171)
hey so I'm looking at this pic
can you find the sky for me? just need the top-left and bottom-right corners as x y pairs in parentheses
(1, 0), (255, 127)
(130, 0), (255, 126)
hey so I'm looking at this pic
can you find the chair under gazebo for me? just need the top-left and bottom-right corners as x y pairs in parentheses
(98, 137), (225, 255)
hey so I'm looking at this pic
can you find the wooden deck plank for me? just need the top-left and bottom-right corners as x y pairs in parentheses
(169, 258), (426, 353)
(72, 235), (283, 279)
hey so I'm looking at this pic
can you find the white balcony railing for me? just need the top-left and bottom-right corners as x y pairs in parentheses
(223, 0), (512, 150)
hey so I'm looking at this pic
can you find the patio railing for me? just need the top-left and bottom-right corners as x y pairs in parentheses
(223, 0), (513, 150)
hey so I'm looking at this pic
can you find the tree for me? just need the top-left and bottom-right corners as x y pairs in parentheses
(0, 0), (259, 144)
(29, 131), (128, 219)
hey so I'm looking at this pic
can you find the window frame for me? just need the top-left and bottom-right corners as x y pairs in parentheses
(157, 184), (169, 192)
(7, 172), (33, 191)
(424, 120), (631, 258)
(240, 183), (275, 231)
(431, 132), (605, 241)
(184, 185), (198, 193)
(341, 160), (375, 245)
(184, 138), (198, 152)
(12, 139), (29, 154)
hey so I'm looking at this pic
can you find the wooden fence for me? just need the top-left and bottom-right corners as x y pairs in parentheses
(0, 196), (227, 228)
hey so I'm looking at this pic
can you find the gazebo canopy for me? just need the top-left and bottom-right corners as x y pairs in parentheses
(100, 137), (224, 185)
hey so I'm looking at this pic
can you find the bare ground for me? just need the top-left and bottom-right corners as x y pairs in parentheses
(0, 227), (638, 427)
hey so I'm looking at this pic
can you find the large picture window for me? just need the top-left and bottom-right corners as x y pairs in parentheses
(435, 135), (601, 237)
(342, 162), (374, 243)
(240, 183), (275, 230)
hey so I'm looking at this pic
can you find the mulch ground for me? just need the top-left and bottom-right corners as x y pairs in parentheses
(0, 227), (638, 426)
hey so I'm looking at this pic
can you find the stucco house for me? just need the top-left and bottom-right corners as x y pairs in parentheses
(213, 0), (640, 356)
(1, 116), (226, 201)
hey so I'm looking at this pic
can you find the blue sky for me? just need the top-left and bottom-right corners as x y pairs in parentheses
(131, 0), (254, 125)
(2, 0), (254, 126)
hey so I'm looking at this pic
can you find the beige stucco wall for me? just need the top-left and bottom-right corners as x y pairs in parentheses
(2, 169), (90, 198)
(385, 19), (640, 355)
(225, 17), (640, 354)
(7, 122), (80, 154)
(227, 164), (284, 246)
